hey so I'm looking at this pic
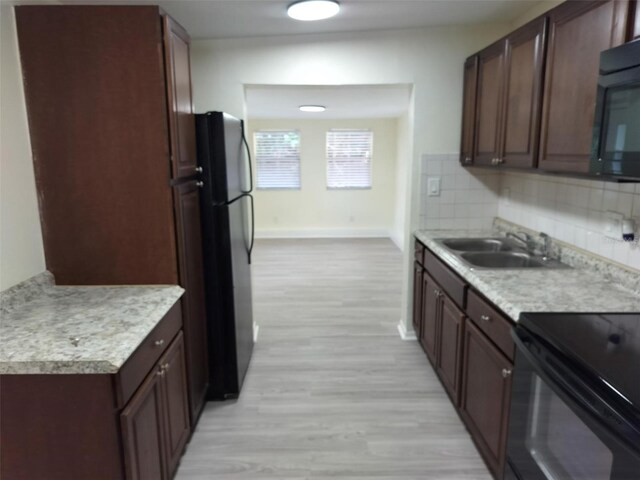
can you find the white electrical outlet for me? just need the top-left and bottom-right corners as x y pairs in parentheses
(604, 211), (624, 240)
(427, 177), (440, 197)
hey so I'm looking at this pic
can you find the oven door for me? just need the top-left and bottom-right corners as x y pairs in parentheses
(590, 65), (640, 179)
(506, 326), (640, 480)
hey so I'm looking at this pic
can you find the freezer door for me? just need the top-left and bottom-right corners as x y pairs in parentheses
(227, 194), (254, 390)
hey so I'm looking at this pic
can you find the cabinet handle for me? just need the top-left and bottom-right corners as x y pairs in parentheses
(196, 181), (204, 188)
(156, 368), (165, 377)
(195, 166), (203, 173)
(502, 368), (512, 378)
(434, 289), (440, 297)
(163, 363), (170, 372)
(480, 315), (491, 322)
(154, 339), (165, 347)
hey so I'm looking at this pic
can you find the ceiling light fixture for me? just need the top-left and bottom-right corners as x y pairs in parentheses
(299, 105), (326, 112)
(287, 1), (340, 21)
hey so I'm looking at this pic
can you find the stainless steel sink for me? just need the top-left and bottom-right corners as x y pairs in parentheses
(435, 236), (571, 269)
(460, 252), (546, 268)
(440, 238), (514, 252)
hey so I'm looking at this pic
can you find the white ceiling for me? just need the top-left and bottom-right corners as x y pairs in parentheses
(245, 84), (412, 119)
(8, 0), (540, 39)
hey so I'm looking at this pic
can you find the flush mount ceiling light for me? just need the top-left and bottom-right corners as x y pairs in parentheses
(299, 105), (326, 112)
(287, 0), (340, 21)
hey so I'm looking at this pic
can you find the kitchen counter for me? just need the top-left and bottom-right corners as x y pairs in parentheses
(0, 272), (184, 375)
(414, 229), (640, 321)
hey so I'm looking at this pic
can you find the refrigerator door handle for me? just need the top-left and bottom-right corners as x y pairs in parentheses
(247, 193), (255, 265)
(240, 120), (254, 195)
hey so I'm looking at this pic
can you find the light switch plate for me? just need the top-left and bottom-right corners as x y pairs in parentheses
(427, 177), (440, 197)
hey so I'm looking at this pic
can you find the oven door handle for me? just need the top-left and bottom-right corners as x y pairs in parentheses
(513, 327), (640, 454)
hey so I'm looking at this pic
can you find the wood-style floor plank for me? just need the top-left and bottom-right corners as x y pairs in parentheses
(176, 239), (491, 479)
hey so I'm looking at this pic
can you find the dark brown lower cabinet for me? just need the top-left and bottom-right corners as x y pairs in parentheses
(436, 295), (465, 405)
(413, 239), (515, 479)
(420, 272), (440, 365)
(173, 180), (209, 424)
(460, 320), (513, 478)
(122, 333), (190, 480)
(412, 262), (423, 336)
(121, 366), (167, 480)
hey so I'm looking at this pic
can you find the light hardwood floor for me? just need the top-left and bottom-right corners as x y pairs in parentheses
(176, 239), (491, 479)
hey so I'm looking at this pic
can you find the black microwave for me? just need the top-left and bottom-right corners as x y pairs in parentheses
(591, 39), (640, 180)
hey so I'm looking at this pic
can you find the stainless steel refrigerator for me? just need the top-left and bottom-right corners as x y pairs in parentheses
(195, 111), (255, 399)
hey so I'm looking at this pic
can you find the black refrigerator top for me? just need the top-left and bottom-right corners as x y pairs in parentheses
(519, 312), (640, 410)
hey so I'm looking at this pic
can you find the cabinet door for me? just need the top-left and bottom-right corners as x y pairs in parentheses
(163, 15), (198, 179)
(420, 273), (440, 365)
(436, 295), (465, 406)
(634, 1), (640, 39)
(460, 55), (478, 166)
(158, 332), (191, 478)
(173, 180), (209, 424)
(538, 0), (630, 173)
(412, 263), (423, 337)
(501, 17), (547, 169)
(474, 41), (506, 166)
(460, 320), (513, 477)
(121, 367), (167, 480)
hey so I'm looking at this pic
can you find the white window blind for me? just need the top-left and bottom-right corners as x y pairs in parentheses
(254, 130), (301, 190)
(326, 130), (373, 189)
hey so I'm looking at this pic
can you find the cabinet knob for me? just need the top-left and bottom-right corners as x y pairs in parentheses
(156, 369), (165, 377)
(163, 363), (170, 372)
(195, 166), (203, 173)
(480, 315), (491, 322)
(154, 339), (165, 347)
(196, 181), (204, 188)
(502, 368), (512, 378)
(434, 289), (440, 297)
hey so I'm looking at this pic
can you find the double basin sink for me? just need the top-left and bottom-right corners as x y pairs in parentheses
(435, 237), (570, 269)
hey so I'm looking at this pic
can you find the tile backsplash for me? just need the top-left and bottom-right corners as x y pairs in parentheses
(418, 156), (640, 271)
(499, 172), (640, 270)
(419, 154), (500, 231)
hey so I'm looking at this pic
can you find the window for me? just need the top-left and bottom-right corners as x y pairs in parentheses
(254, 130), (301, 190)
(326, 129), (373, 189)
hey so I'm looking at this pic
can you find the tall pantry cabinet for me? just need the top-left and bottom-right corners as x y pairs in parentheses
(15, 6), (209, 426)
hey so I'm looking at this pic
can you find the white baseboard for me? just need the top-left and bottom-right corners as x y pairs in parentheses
(397, 320), (417, 341)
(253, 322), (259, 343)
(255, 228), (391, 239)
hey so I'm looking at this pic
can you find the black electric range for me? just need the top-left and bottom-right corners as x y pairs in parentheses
(505, 312), (640, 480)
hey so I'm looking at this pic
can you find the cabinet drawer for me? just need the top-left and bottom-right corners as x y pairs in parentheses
(414, 240), (425, 265)
(423, 248), (467, 309)
(116, 301), (182, 407)
(466, 290), (514, 361)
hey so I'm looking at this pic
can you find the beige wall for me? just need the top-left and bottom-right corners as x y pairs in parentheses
(248, 118), (398, 237)
(0, 5), (45, 291)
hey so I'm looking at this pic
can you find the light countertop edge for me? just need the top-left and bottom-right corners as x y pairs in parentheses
(414, 229), (640, 322)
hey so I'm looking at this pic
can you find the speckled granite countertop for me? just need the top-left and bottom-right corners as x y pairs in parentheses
(0, 272), (184, 375)
(414, 228), (639, 322)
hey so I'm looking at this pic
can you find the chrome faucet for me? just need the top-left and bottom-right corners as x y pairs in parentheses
(506, 231), (537, 252)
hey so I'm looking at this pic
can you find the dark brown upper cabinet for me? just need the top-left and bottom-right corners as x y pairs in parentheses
(460, 56), (478, 166)
(538, 0), (631, 173)
(500, 17), (547, 169)
(474, 41), (505, 166)
(471, 17), (547, 170)
(634, 1), (640, 38)
(163, 15), (198, 180)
